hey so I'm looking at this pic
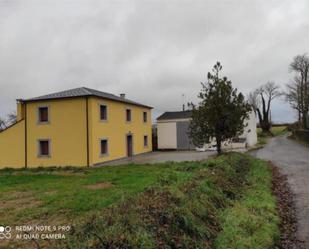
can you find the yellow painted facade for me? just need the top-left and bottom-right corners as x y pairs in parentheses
(0, 95), (152, 168)
(0, 120), (25, 168)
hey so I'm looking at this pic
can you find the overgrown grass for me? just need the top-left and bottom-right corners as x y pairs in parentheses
(215, 156), (279, 249)
(57, 154), (279, 249)
(1, 154), (279, 249)
(0, 163), (195, 226)
(289, 134), (309, 148)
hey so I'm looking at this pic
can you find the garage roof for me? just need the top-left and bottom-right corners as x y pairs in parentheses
(157, 110), (192, 120)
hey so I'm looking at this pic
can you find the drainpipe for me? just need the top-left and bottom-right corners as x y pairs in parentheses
(24, 102), (27, 168)
(85, 97), (90, 167)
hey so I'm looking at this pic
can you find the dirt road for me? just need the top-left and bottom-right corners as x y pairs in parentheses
(252, 136), (309, 248)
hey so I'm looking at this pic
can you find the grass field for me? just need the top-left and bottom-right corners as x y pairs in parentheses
(0, 163), (194, 226)
(257, 126), (288, 137)
(0, 154), (279, 249)
(256, 126), (287, 146)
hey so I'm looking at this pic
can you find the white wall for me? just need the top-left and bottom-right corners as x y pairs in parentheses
(157, 122), (177, 149)
(241, 111), (257, 147)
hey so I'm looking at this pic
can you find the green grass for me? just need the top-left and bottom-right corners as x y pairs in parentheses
(256, 126), (287, 147)
(257, 126), (287, 137)
(289, 134), (309, 148)
(215, 156), (279, 249)
(0, 163), (195, 225)
(1, 154), (279, 249)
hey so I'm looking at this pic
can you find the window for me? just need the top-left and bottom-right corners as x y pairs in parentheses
(100, 105), (107, 121)
(38, 140), (50, 157)
(143, 112), (147, 123)
(126, 109), (131, 122)
(38, 107), (49, 123)
(100, 139), (108, 156)
(144, 135), (148, 147)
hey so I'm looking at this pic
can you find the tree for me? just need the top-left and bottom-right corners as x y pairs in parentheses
(6, 112), (17, 126)
(188, 62), (251, 154)
(0, 117), (7, 131)
(0, 112), (17, 131)
(285, 76), (302, 125)
(288, 54), (309, 129)
(248, 82), (281, 134)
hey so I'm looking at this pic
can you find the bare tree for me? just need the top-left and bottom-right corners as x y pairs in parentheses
(247, 90), (260, 114)
(248, 82), (281, 133)
(6, 111), (17, 125)
(0, 117), (7, 131)
(0, 112), (17, 131)
(288, 54), (309, 129)
(285, 76), (302, 124)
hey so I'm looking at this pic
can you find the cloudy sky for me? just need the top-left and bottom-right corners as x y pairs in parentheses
(1, 0), (308, 122)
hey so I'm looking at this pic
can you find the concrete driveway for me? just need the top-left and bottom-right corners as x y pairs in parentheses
(99, 150), (216, 166)
(251, 136), (309, 248)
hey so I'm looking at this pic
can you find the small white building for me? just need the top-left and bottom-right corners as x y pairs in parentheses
(157, 110), (257, 150)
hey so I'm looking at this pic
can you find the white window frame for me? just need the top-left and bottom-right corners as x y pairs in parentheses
(99, 138), (109, 157)
(37, 106), (50, 124)
(143, 135), (148, 148)
(99, 103), (108, 122)
(143, 111), (148, 123)
(126, 108), (132, 123)
(37, 139), (51, 158)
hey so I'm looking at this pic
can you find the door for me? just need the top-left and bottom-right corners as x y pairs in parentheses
(127, 134), (133, 157)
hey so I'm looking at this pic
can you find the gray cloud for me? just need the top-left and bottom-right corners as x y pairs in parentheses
(0, 0), (308, 122)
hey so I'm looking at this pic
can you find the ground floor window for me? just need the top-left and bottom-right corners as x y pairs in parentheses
(38, 140), (50, 157)
(144, 135), (148, 147)
(100, 139), (108, 156)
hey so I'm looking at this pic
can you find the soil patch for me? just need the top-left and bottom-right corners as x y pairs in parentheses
(84, 182), (113, 190)
(0, 195), (42, 210)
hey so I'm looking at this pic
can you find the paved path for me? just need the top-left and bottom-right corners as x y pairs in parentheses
(251, 136), (309, 248)
(98, 150), (216, 166)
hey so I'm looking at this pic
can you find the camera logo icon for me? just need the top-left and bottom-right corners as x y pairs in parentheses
(0, 226), (11, 239)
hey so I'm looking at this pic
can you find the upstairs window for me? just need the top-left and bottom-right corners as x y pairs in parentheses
(144, 135), (148, 147)
(100, 139), (108, 156)
(38, 107), (49, 123)
(38, 140), (50, 157)
(100, 105), (107, 121)
(126, 109), (131, 122)
(143, 112), (147, 123)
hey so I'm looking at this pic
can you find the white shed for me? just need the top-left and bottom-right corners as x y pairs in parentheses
(156, 110), (257, 150)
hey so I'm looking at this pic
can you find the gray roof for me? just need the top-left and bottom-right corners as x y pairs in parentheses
(22, 87), (152, 109)
(157, 110), (192, 120)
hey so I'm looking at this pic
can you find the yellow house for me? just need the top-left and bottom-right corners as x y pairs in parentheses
(0, 87), (153, 168)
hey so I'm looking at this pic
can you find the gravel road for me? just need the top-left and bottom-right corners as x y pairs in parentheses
(251, 136), (309, 248)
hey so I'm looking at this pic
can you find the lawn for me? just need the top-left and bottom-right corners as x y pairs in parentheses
(0, 154), (279, 249)
(0, 163), (194, 226)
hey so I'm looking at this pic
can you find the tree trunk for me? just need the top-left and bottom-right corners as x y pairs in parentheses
(216, 136), (222, 154)
(302, 111), (308, 129)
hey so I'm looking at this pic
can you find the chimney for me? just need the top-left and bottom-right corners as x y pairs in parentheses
(120, 93), (126, 99)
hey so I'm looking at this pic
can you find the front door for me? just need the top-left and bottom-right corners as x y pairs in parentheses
(127, 134), (133, 157)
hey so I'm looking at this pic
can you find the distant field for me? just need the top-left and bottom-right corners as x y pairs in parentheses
(0, 154), (279, 249)
(257, 126), (287, 137)
(256, 126), (288, 146)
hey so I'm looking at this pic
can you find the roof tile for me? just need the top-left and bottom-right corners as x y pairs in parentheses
(23, 87), (152, 109)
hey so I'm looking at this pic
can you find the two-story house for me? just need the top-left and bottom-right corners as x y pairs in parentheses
(0, 87), (152, 168)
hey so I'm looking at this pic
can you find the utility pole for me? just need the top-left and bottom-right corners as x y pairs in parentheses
(182, 94), (185, 111)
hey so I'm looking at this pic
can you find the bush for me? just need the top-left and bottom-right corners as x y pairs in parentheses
(293, 129), (309, 143)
